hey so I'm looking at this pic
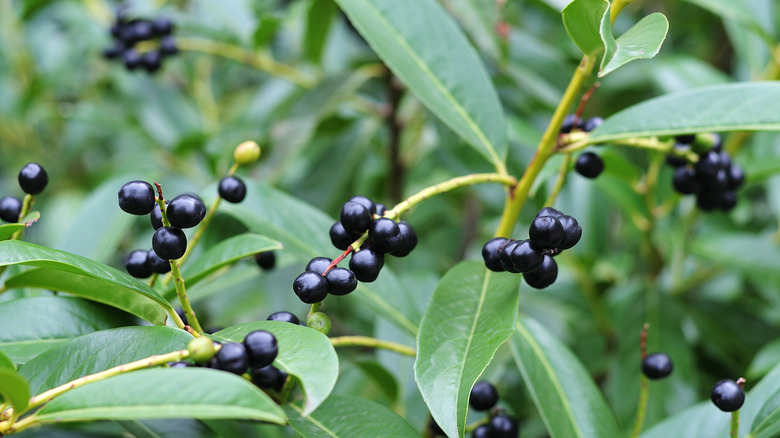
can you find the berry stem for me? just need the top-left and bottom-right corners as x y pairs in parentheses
(329, 336), (416, 357)
(0, 412), (38, 435)
(308, 302), (321, 317)
(629, 375), (649, 438)
(730, 409), (740, 438)
(543, 154), (573, 207)
(640, 323), (649, 359)
(494, 55), (596, 238)
(558, 135), (697, 165)
(169, 261), (204, 334)
(176, 37), (316, 88)
(9, 194), (33, 241)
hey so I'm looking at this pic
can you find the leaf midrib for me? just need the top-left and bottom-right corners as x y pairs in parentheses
(289, 403), (339, 437)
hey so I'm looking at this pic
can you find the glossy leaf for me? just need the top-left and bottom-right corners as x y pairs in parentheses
(35, 368), (286, 424)
(304, 0), (337, 63)
(0, 241), (173, 324)
(165, 234), (282, 299)
(0, 296), (138, 364)
(589, 82), (780, 143)
(689, 232), (780, 283)
(0, 351), (15, 370)
(334, 0), (507, 168)
(752, 387), (780, 438)
(19, 326), (193, 395)
(0, 366), (30, 415)
(562, 0), (611, 55)
(285, 395), (419, 438)
(415, 261), (520, 438)
(599, 13), (669, 77)
(511, 316), (621, 438)
(215, 321), (338, 415)
(0, 223), (25, 240)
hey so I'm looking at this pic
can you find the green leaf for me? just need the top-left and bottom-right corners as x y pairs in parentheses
(682, 0), (772, 39)
(689, 232), (780, 283)
(752, 388), (780, 438)
(749, 338), (780, 380)
(0, 223), (26, 240)
(414, 261), (520, 438)
(164, 234), (282, 300)
(562, 0), (612, 55)
(589, 82), (780, 143)
(0, 366), (30, 415)
(0, 297), (138, 364)
(304, 0), (337, 63)
(334, 0), (507, 168)
(0, 241), (173, 325)
(215, 321), (338, 415)
(599, 13), (669, 77)
(511, 316), (620, 438)
(0, 351), (15, 370)
(19, 327), (193, 395)
(35, 368), (286, 424)
(285, 395), (419, 438)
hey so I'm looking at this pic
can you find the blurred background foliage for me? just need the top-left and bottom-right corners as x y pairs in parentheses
(1, 0), (780, 436)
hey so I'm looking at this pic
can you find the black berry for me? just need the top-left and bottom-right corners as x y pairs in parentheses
(349, 248), (384, 282)
(160, 36), (178, 55)
(152, 18), (173, 35)
(672, 167), (700, 195)
(499, 240), (521, 273)
(583, 116), (603, 132)
(251, 365), (287, 391)
(369, 217), (403, 253)
(131, 20), (154, 40)
(375, 203), (387, 217)
(167, 194), (206, 229)
(348, 195), (376, 216)
(330, 221), (359, 250)
(255, 251), (276, 271)
(559, 114), (578, 133)
(218, 176), (247, 203)
(124, 249), (153, 278)
(214, 342), (249, 375)
(147, 249), (171, 274)
(510, 239), (544, 273)
(340, 201), (372, 235)
(710, 379), (745, 412)
(575, 152), (604, 178)
(150, 202), (167, 230)
(482, 237), (508, 272)
(719, 190), (738, 211)
(390, 221), (418, 257)
(642, 353), (673, 380)
(306, 257), (333, 274)
(694, 151), (721, 178)
(469, 381), (499, 411)
(268, 311), (300, 325)
(118, 180), (156, 215)
(325, 267), (357, 296)
(18, 163), (48, 195)
(728, 165), (745, 189)
(557, 215), (582, 250)
(523, 255), (558, 289)
(529, 216), (564, 250)
(293, 271), (328, 304)
(490, 415), (519, 438)
(675, 134), (696, 144)
(141, 50), (161, 73)
(472, 425), (493, 438)
(123, 49), (142, 70)
(0, 196), (22, 223)
(243, 330), (278, 369)
(152, 226), (187, 260)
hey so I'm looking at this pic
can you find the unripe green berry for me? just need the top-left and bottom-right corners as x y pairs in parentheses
(233, 140), (261, 166)
(187, 336), (216, 363)
(307, 312), (331, 335)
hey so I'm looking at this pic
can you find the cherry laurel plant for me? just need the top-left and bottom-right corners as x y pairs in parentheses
(1, 1), (780, 438)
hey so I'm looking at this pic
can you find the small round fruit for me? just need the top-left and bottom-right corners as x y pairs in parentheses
(118, 180), (156, 215)
(469, 381), (499, 411)
(583, 116), (603, 132)
(187, 336), (216, 363)
(255, 251), (276, 271)
(340, 201), (372, 235)
(307, 311), (332, 335)
(293, 271), (329, 304)
(529, 216), (564, 250)
(499, 240), (521, 273)
(696, 190), (720, 212)
(390, 221), (418, 257)
(710, 379), (745, 412)
(306, 257), (333, 275)
(673, 167), (700, 195)
(719, 190), (738, 211)
(675, 134), (696, 145)
(147, 249), (171, 273)
(18, 163), (48, 195)
(349, 248), (384, 282)
(369, 217), (403, 253)
(267, 311), (299, 325)
(472, 424), (494, 438)
(523, 255), (558, 289)
(160, 35), (179, 55)
(152, 18), (173, 35)
(728, 164), (745, 189)
(131, 20), (154, 40)
(325, 267), (357, 295)
(233, 140), (260, 165)
(642, 352), (673, 380)
(251, 365), (287, 391)
(694, 151), (722, 178)
(375, 203), (387, 217)
(559, 114), (577, 133)
(141, 50), (161, 73)
(152, 226), (187, 260)
(243, 330), (278, 369)
(123, 49), (142, 70)
(510, 240), (544, 273)
(575, 152), (604, 179)
(150, 202), (167, 230)
(214, 342), (249, 375)
(490, 415), (519, 438)
(557, 215), (582, 250)
(218, 176), (247, 203)
(167, 194), (206, 228)
(536, 207), (563, 218)
(348, 195), (376, 216)
(0, 196), (22, 223)
(330, 221), (358, 250)
(124, 249), (153, 278)
(482, 237), (509, 272)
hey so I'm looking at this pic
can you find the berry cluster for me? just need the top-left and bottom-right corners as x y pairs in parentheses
(469, 381), (519, 438)
(118, 180), (206, 277)
(292, 196), (417, 304)
(482, 207), (582, 289)
(641, 352), (673, 380)
(667, 134), (744, 211)
(0, 163), (48, 223)
(102, 9), (178, 74)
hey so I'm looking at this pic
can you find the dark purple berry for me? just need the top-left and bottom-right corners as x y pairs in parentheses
(268, 311), (299, 325)
(118, 180), (156, 215)
(529, 216), (564, 250)
(375, 203), (387, 217)
(719, 191), (738, 211)
(243, 330), (278, 369)
(214, 342), (249, 375)
(557, 215), (582, 250)
(390, 221), (417, 257)
(523, 255), (558, 289)
(583, 116), (603, 132)
(696, 191), (720, 211)
(131, 20), (154, 41)
(672, 167), (700, 195)
(330, 221), (359, 250)
(218, 176), (247, 203)
(141, 50), (162, 73)
(254, 251), (275, 270)
(123, 49), (142, 70)
(559, 114), (578, 134)
(160, 36), (178, 55)
(710, 379), (745, 412)
(510, 240), (544, 273)
(18, 162), (48, 195)
(469, 381), (499, 411)
(152, 18), (173, 35)
(490, 415), (519, 438)
(167, 194), (206, 229)
(575, 152), (604, 178)
(675, 134), (696, 144)
(102, 42), (125, 59)
(325, 267), (357, 296)
(251, 365), (287, 391)
(150, 202), (167, 230)
(499, 240), (521, 273)
(306, 257), (333, 275)
(369, 217), (403, 253)
(124, 250), (153, 278)
(694, 151), (722, 178)
(147, 249), (171, 274)
(152, 226), (187, 260)
(728, 165), (745, 189)
(536, 207), (563, 218)
(0, 196), (22, 223)
(349, 248), (384, 282)
(293, 271), (328, 304)
(340, 201), (372, 235)
(472, 424), (494, 438)
(642, 353), (673, 380)
(348, 195), (376, 216)
(482, 237), (509, 272)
